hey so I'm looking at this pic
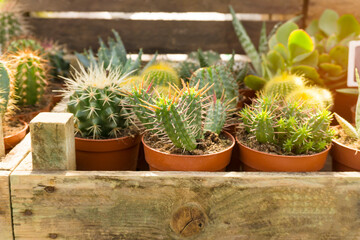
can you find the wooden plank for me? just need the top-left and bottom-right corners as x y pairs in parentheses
(0, 134), (31, 171)
(0, 171), (13, 240)
(18, 0), (304, 14)
(27, 18), (276, 53)
(307, 0), (360, 24)
(10, 156), (360, 239)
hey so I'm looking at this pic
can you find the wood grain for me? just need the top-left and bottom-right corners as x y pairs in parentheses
(27, 18), (277, 53)
(10, 155), (360, 240)
(0, 171), (13, 240)
(18, 0), (304, 14)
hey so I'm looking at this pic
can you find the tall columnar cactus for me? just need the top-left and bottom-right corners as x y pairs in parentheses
(141, 62), (180, 89)
(0, 60), (16, 117)
(240, 95), (334, 154)
(65, 65), (130, 139)
(128, 82), (230, 151)
(10, 50), (48, 106)
(0, 1), (27, 48)
(263, 73), (306, 97)
(189, 65), (238, 108)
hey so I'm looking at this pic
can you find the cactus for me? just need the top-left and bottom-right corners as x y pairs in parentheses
(189, 65), (238, 108)
(7, 38), (44, 53)
(285, 87), (333, 109)
(141, 62), (180, 88)
(42, 40), (70, 79)
(0, 1), (27, 49)
(128, 82), (231, 151)
(263, 73), (306, 97)
(65, 65), (131, 139)
(0, 60), (15, 117)
(76, 30), (157, 77)
(240, 94), (334, 154)
(9, 50), (48, 106)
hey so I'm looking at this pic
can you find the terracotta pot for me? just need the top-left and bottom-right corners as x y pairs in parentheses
(16, 98), (52, 122)
(223, 124), (241, 171)
(331, 89), (357, 125)
(237, 138), (331, 172)
(143, 131), (235, 171)
(237, 88), (256, 109)
(331, 139), (360, 171)
(75, 135), (141, 171)
(4, 120), (28, 150)
(51, 95), (63, 108)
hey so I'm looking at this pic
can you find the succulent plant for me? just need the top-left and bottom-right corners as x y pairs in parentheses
(9, 50), (48, 106)
(263, 73), (306, 97)
(307, 9), (360, 90)
(189, 65), (238, 108)
(285, 87), (333, 109)
(0, 60), (15, 117)
(127, 82), (231, 151)
(65, 65), (131, 139)
(6, 38), (44, 53)
(141, 62), (180, 90)
(0, 0), (27, 49)
(335, 69), (360, 139)
(76, 30), (157, 77)
(240, 94), (334, 154)
(42, 40), (70, 79)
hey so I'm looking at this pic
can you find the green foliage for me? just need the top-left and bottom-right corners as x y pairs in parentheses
(240, 95), (334, 154)
(65, 65), (130, 139)
(0, 61), (11, 117)
(189, 65), (238, 108)
(76, 30), (157, 77)
(11, 51), (47, 106)
(128, 83), (231, 151)
(7, 38), (44, 53)
(307, 9), (360, 89)
(0, 12), (23, 47)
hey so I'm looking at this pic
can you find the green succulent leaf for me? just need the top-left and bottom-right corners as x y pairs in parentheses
(319, 63), (343, 76)
(337, 14), (360, 41)
(266, 50), (285, 74)
(336, 88), (358, 95)
(273, 43), (289, 61)
(318, 53), (331, 64)
(329, 45), (348, 68)
(306, 20), (320, 36)
(288, 29), (314, 59)
(318, 9), (339, 37)
(290, 65), (322, 85)
(293, 50), (318, 68)
(276, 21), (299, 47)
(258, 22), (268, 55)
(335, 113), (359, 139)
(244, 75), (267, 90)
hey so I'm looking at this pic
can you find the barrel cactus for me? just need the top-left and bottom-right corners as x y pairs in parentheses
(9, 50), (48, 106)
(189, 65), (238, 108)
(141, 62), (180, 89)
(0, 1), (27, 48)
(263, 73), (306, 97)
(285, 87), (333, 109)
(240, 95), (334, 154)
(127, 82), (231, 151)
(65, 65), (131, 139)
(7, 38), (44, 53)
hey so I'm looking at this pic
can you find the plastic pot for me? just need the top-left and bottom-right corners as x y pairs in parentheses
(332, 139), (360, 171)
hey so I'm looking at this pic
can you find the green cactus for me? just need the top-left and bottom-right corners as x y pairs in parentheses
(263, 73), (306, 97)
(7, 38), (44, 53)
(240, 94), (334, 154)
(76, 30), (157, 77)
(0, 60), (14, 117)
(42, 40), (70, 79)
(189, 65), (238, 108)
(141, 62), (180, 88)
(285, 87), (333, 109)
(65, 65), (130, 139)
(128, 83), (231, 151)
(11, 50), (47, 106)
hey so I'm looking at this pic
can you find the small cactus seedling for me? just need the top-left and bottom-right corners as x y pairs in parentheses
(335, 69), (360, 139)
(189, 65), (238, 108)
(64, 65), (131, 139)
(240, 94), (334, 154)
(0, 1), (27, 48)
(141, 62), (180, 91)
(263, 73), (306, 97)
(9, 50), (48, 106)
(127, 81), (232, 151)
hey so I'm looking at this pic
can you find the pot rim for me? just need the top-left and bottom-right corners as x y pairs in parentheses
(3, 119), (28, 140)
(331, 138), (360, 153)
(142, 130), (235, 157)
(236, 136), (331, 158)
(75, 133), (140, 143)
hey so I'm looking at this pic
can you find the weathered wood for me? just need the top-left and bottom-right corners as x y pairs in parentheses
(10, 155), (360, 239)
(18, 0), (304, 14)
(30, 113), (75, 171)
(27, 18), (277, 53)
(307, 0), (360, 24)
(0, 118), (5, 158)
(0, 171), (13, 240)
(0, 134), (31, 171)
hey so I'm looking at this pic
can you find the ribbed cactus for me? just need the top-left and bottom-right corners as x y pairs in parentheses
(7, 38), (44, 53)
(128, 82), (231, 151)
(65, 65), (130, 139)
(285, 87), (333, 109)
(189, 65), (238, 108)
(240, 95), (334, 154)
(10, 50), (47, 106)
(141, 62), (180, 88)
(0, 0), (27, 49)
(264, 73), (306, 97)
(0, 60), (16, 117)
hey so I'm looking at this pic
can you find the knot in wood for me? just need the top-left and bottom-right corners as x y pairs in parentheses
(24, 209), (32, 216)
(44, 186), (55, 193)
(48, 233), (58, 239)
(170, 203), (207, 237)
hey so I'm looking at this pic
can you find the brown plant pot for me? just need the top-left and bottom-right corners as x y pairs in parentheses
(142, 131), (235, 171)
(51, 95), (64, 109)
(331, 139), (360, 171)
(4, 120), (28, 150)
(332, 89), (357, 125)
(237, 138), (331, 172)
(75, 135), (141, 171)
(237, 88), (256, 109)
(16, 99), (52, 123)
(223, 124), (241, 171)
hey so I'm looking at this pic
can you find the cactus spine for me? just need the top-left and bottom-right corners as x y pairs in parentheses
(285, 87), (333, 109)
(141, 62), (180, 88)
(7, 38), (44, 53)
(264, 73), (306, 97)
(10, 50), (47, 106)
